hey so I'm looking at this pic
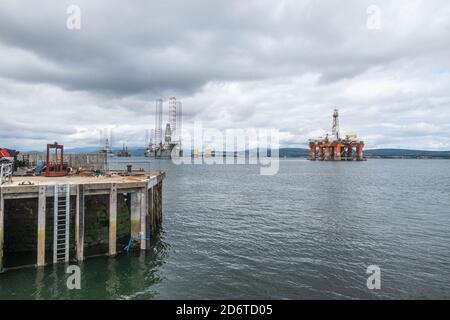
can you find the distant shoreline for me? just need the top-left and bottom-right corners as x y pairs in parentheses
(19, 148), (450, 160)
(279, 156), (450, 160)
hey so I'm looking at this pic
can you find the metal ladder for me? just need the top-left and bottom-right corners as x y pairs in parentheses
(53, 184), (70, 263)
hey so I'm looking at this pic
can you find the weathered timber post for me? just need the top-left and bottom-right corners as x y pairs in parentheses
(76, 184), (85, 261)
(37, 185), (46, 267)
(146, 186), (153, 248)
(0, 188), (4, 272)
(147, 176), (159, 246)
(147, 184), (155, 236)
(153, 181), (162, 230)
(140, 187), (148, 250)
(130, 192), (141, 238)
(158, 181), (163, 226)
(109, 183), (117, 256)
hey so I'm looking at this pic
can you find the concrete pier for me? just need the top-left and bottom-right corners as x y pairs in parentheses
(109, 184), (117, 256)
(75, 184), (85, 262)
(130, 192), (141, 238)
(37, 186), (46, 267)
(139, 187), (147, 250)
(0, 172), (164, 273)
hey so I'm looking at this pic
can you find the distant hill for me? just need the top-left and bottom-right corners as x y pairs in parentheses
(64, 147), (147, 156)
(364, 149), (450, 158)
(279, 148), (310, 157)
(64, 147), (102, 154)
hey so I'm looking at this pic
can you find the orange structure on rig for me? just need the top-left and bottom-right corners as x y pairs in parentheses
(308, 109), (365, 161)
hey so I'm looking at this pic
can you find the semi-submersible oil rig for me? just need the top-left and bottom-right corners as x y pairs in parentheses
(308, 109), (365, 161)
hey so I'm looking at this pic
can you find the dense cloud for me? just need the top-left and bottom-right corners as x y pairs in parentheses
(0, 0), (449, 150)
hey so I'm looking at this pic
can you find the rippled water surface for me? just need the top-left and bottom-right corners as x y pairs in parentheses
(1, 159), (449, 299)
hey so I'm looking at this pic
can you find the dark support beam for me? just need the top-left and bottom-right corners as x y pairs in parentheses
(146, 187), (153, 249)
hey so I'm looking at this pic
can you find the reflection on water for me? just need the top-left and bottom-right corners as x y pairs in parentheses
(0, 233), (169, 300)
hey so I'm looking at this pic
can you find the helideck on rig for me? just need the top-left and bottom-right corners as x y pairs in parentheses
(308, 109), (365, 161)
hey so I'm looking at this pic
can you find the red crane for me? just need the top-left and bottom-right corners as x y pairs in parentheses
(41, 142), (67, 177)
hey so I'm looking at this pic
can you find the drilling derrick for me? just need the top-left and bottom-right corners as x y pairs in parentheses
(308, 109), (365, 161)
(145, 97), (183, 158)
(169, 97), (177, 137)
(155, 99), (163, 145)
(149, 129), (154, 146)
(332, 108), (340, 141)
(99, 128), (113, 156)
(165, 123), (172, 143)
(176, 101), (182, 139)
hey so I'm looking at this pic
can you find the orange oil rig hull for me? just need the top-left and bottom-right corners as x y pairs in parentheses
(308, 109), (365, 161)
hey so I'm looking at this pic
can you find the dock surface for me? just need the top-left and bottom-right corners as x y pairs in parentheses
(0, 172), (165, 272)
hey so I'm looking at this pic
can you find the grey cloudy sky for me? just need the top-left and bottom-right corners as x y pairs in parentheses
(1, 0), (450, 150)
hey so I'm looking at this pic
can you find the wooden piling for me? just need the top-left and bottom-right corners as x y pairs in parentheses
(130, 192), (141, 238)
(154, 181), (162, 230)
(158, 181), (163, 226)
(146, 186), (153, 248)
(0, 173), (164, 272)
(140, 187), (148, 250)
(37, 185), (46, 267)
(75, 184), (85, 262)
(109, 184), (117, 256)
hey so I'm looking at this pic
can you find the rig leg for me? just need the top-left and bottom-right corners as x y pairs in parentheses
(347, 146), (353, 160)
(309, 145), (316, 160)
(325, 147), (331, 161)
(334, 144), (341, 161)
(318, 147), (323, 160)
(357, 143), (364, 161)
